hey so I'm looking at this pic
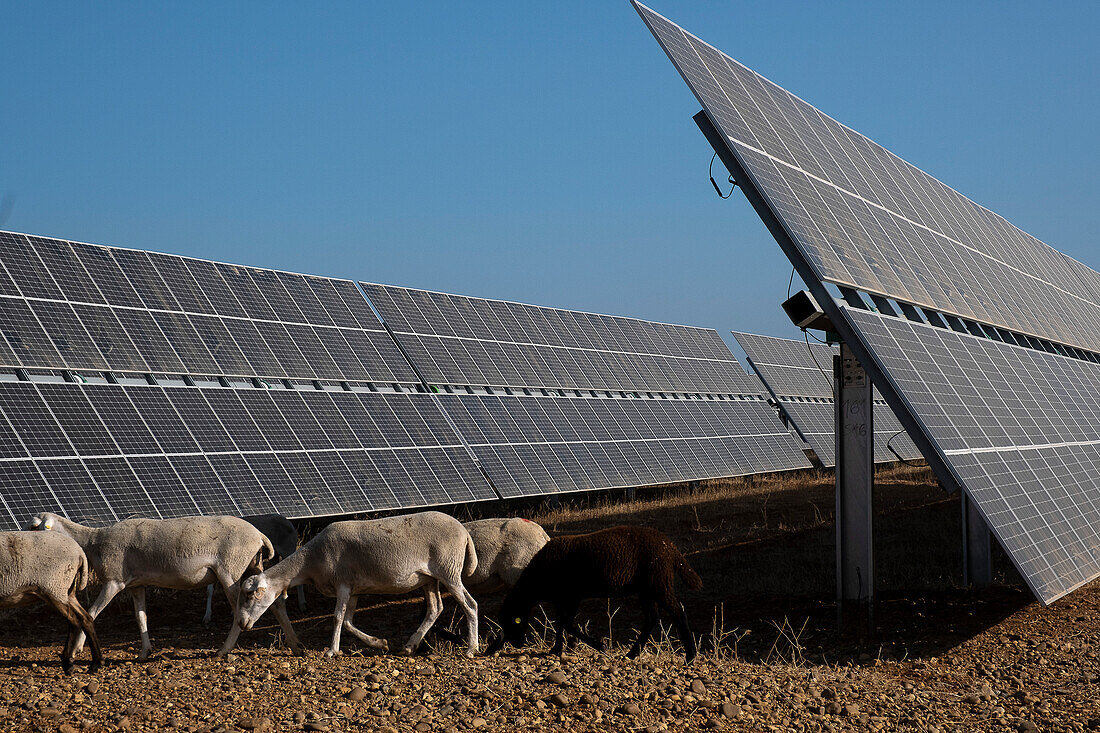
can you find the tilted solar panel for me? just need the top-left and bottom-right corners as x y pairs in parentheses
(363, 283), (758, 394)
(0, 231), (415, 384)
(732, 331), (834, 399)
(634, 3), (1100, 355)
(731, 331), (921, 466)
(636, 3), (1100, 602)
(362, 284), (813, 494)
(0, 378), (496, 529)
(848, 309), (1100, 601)
(436, 392), (807, 498)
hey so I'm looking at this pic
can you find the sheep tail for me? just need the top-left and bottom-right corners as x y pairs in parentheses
(462, 533), (478, 578)
(72, 552), (90, 594)
(253, 536), (275, 572)
(673, 549), (703, 591)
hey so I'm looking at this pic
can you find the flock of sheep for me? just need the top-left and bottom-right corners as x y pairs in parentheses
(0, 510), (702, 674)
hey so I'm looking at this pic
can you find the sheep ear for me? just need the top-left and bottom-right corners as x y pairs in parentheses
(43, 518), (54, 530)
(29, 516), (41, 528)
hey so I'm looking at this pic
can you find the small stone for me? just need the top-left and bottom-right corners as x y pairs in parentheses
(84, 681), (100, 695)
(826, 702), (842, 715)
(59, 725), (80, 733)
(691, 679), (707, 695)
(1017, 723), (1038, 733)
(471, 719), (487, 728)
(963, 694), (981, 705)
(237, 718), (270, 731)
(42, 708), (62, 718)
(379, 727), (398, 733)
(303, 724), (329, 732)
(547, 693), (569, 708)
(842, 704), (859, 717)
(544, 670), (567, 685)
(345, 687), (367, 702)
(720, 702), (741, 719)
(292, 712), (306, 725)
(414, 724), (431, 733)
(620, 702), (642, 717)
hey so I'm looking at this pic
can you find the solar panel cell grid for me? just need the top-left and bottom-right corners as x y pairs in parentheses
(364, 283), (757, 394)
(636, 1), (1100, 354)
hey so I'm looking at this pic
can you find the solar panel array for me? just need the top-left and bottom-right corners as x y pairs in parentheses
(0, 229), (818, 530)
(0, 231), (498, 529)
(633, 4), (1100, 355)
(0, 232), (413, 383)
(636, 2), (1100, 602)
(363, 284), (759, 394)
(732, 331), (921, 466)
(848, 309), (1100, 601)
(368, 284), (812, 497)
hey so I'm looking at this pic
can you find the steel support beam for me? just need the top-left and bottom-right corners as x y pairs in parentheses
(835, 343), (874, 637)
(962, 494), (993, 587)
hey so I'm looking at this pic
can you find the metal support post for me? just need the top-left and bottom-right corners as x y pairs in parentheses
(962, 494), (992, 586)
(835, 343), (874, 638)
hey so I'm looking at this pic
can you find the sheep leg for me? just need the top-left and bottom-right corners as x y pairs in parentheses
(657, 595), (697, 664)
(440, 579), (478, 658)
(673, 602), (697, 664)
(73, 580), (125, 655)
(271, 592), (305, 656)
(74, 598), (103, 673)
(214, 567), (246, 658)
(340, 595), (388, 652)
(402, 583), (444, 655)
(297, 585), (306, 613)
(627, 600), (660, 659)
(203, 584), (214, 625)
(131, 587), (153, 660)
(327, 586), (352, 657)
(549, 601), (574, 656)
(46, 593), (81, 674)
(555, 601), (603, 654)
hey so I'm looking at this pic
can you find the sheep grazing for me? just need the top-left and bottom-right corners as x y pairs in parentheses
(204, 514), (305, 624)
(486, 525), (702, 663)
(431, 517), (549, 645)
(0, 531), (103, 674)
(28, 512), (301, 660)
(238, 511), (480, 658)
(462, 518), (550, 595)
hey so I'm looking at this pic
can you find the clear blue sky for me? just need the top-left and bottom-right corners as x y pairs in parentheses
(2, 3), (1097, 350)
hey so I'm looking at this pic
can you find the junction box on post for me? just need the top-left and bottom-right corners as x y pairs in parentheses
(835, 343), (875, 639)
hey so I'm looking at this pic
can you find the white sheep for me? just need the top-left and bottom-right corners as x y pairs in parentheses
(462, 518), (550, 594)
(0, 530), (103, 674)
(204, 514), (305, 624)
(29, 512), (302, 660)
(237, 511), (480, 658)
(430, 517), (549, 645)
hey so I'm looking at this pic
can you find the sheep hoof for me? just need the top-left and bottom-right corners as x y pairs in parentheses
(292, 647), (306, 657)
(379, 641), (389, 653)
(465, 650), (476, 659)
(60, 658), (73, 675)
(400, 646), (416, 656)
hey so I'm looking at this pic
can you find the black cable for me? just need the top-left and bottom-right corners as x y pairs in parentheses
(804, 330), (835, 399)
(709, 152), (737, 199)
(786, 266), (795, 300)
(886, 429), (922, 466)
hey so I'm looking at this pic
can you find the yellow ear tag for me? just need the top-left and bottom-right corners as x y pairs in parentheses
(514, 617), (522, 624)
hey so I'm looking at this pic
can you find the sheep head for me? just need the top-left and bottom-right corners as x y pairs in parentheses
(496, 597), (531, 647)
(26, 512), (59, 532)
(237, 573), (279, 630)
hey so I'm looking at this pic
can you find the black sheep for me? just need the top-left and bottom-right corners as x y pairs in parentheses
(486, 525), (703, 663)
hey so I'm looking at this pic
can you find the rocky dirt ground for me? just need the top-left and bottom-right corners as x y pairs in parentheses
(1, 464), (1098, 732)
